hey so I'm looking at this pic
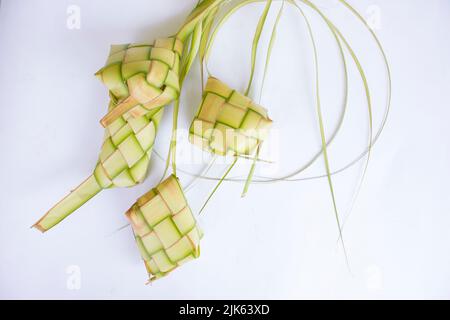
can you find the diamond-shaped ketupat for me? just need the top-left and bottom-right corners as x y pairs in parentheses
(126, 175), (202, 282)
(189, 77), (273, 156)
(96, 37), (184, 127)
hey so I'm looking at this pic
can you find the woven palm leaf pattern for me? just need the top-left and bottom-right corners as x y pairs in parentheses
(93, 100), (164, 188)
(189, 77), (272, 156)
(126, 175), (202, 281)
(96, 37), (183, 127)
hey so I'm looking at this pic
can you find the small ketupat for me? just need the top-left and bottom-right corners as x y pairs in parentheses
(126, 175), (202, 282)
(189, 77), (272, 156)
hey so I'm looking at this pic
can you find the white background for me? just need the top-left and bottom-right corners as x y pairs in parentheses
(1, 0), (449, 299)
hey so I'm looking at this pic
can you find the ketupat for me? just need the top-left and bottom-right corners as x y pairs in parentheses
(126, 175), (202, 282)
(189, 77), (274, 211)
(33, 1), (227, 232)
(31, 0), (391, 284)
(33, 38), (181, 232)
(189, 77), (273, 156)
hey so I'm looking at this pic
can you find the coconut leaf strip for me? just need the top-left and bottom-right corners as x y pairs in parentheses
(177, 0), (225, 41)
(181, 21), (203, 83)
(204, 0), (258, 71)
(245, 0), (273, 96)
(241, 143), (263, 197)
(259, 0), (285, 102)
(242, 1), (284, 197)
(198, 157), (238, 215)
(299, 0), (373, 237)
(291, 0), (350, 268)
(199, 6), (220, 89)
